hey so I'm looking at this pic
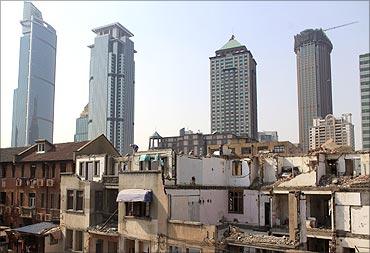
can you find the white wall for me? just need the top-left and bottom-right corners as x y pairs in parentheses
(351, 206), (370, 235)
(176, 156), (203, 185)
(76, 155), (105, 182)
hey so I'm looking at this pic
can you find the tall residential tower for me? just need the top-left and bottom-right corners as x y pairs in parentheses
(360, 53), (370, 150)
(74, 104), (89, 142)
(87, 23), (135, 154)
(11, 2), (57, 147)
(210, 35), (257, 139)
(294, 29), (333, 151)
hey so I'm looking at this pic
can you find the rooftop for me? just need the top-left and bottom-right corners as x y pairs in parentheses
(92, 22), (134, 37)
(219, 35), (243, 50)
(0, 146), (29, 163)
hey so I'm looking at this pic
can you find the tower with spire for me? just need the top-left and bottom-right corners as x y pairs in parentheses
(209, 35), (257, 139)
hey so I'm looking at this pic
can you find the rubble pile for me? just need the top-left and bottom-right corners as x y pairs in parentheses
(319, 175), (370, 188)
(223, 226), (295, 247)
(88, 222), (118, 235)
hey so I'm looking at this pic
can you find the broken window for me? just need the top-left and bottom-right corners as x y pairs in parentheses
(125, 202), (150, 217)
(228, 190), (243, 214)
(241, 147), (251, 154)
(75, 230), (83, 251)
(327, 159), (337, 175)
(0, 192), (6, 205)
(76, 191), (83, 211)
(232, 161), (242, 176)
(67, 190), (74, 210)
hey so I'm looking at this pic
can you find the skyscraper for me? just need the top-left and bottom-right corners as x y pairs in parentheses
(87, 23), (135, 155)
(11, 2), (57, 147)
(74, 104), (89, 142)
(210, 35), (257, 139)
(360, 53), (370, 150)
(294, 29), (333, 151)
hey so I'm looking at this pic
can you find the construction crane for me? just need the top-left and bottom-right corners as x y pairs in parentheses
(323, 21), (358, 32)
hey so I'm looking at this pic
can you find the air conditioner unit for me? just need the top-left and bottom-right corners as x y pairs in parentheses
(37, 179), (44, 187)
(44, 214), (51, 221)
(16, 178), (22, 187)
(46, 179), (54, 187)
(1, 179), (5, 188)
(37, 213), (44, 221)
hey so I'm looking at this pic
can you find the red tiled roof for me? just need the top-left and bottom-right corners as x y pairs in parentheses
(0, 147), (29, 163)
(19, 141), (89, 162)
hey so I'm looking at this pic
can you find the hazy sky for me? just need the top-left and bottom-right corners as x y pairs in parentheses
(1, 1), (369, 151)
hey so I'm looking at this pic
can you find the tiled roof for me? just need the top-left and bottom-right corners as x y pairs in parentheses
(19, 141), (89, 162)
(13, 222), (58, 235)
(0, 147), (29, 163)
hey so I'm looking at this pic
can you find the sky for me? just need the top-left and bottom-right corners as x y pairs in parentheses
(1, 1), (369, 151)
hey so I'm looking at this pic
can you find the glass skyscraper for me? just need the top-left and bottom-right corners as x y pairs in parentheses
(11, 2), (57, 147)
(210, 35), (258, 139)
(294, 29), (333, 152)
(88, 23), (135, 155)
(74, 104), (89, 142)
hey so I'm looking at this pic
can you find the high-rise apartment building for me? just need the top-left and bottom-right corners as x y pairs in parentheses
(87, 23), (135, 155)
(309, 113), (355, 150)
(294, 29), (333, 151)
(11, 2), (57, 147)
(74, 104), (89, 142)
(210, 35), (257, 139)
(360, 53), (370, 150)
(258, 131), (278, 142)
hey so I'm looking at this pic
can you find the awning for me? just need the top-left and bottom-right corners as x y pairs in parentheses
(116, 189), (152, 203)
(12, 222), (58, 236)
(139, 154), (151, 161)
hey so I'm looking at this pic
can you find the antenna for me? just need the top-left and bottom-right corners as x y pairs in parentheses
(323, 21), (358, 32)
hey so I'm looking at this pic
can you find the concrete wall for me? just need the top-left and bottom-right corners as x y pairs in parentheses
(360, 153), (369, 175)
(176, 156), (202, 185)
(259, 194), (271, 227)
(263, 157), (277, 183)
(167, 220), (216, 252)
(337, 237), (370, 253)
(279, 170), (317, 187)
(350, 206), (370, 235)
(277, 155), (316, 174)
(44, 234), (63, 253)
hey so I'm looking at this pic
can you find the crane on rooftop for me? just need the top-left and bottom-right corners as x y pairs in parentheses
(323, 21), (358, 32)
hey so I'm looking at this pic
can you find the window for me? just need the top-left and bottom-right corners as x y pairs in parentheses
(241, 147), (251, 154)
(228, 190), (243, 214)
(65, 229), (73, 250)
(51, 164), (56, 178)
(20, 192), (24, 206)
(50, 194), (55, 209)
(30, 164), (36, 178)
(29, 193), (36, 207)
(79, 162), (84, 177)
(0, 192), (6, 205)
(41, 193), (45, 208)
(76, 191), (83, 211)
(1, 167), (6, 178)
(125, 202), (150, 217)
(67, 190), (74, 210)
(11, 192), (14, 205)
(67, 190), (84, 211)
(21, 165), (24, 177)
(94, 161), (100, 176)
(273, 145), (285, 153)
(42, 164), (49, 178)
(12, 165), (15, 178)
(60, 163), (67, 173)
(232, 161), (242, 176)
(37, 143), (45, 153)
(75, 230), (83, 251)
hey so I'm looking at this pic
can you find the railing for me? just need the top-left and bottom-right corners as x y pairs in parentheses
(20, 206), (36, 218)
(102, 175), (119, 185)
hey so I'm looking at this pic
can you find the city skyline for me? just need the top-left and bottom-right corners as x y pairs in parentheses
(1, 1), (369, 150)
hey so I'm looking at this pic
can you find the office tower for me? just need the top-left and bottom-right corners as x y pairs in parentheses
(210, 35), (257, 139)
(11, 2), (57, 147)
(294, 29), (333, 152)
(258, 131), (278, 142)
(360, 53), (370, 150)
(74, 104), (89, 142)
(309, 113), (355, 150)
(88, 23), (135, 154)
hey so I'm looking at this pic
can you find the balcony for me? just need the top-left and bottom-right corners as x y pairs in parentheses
(102, 175), (118, 186)
(20, 206), (36, 218)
